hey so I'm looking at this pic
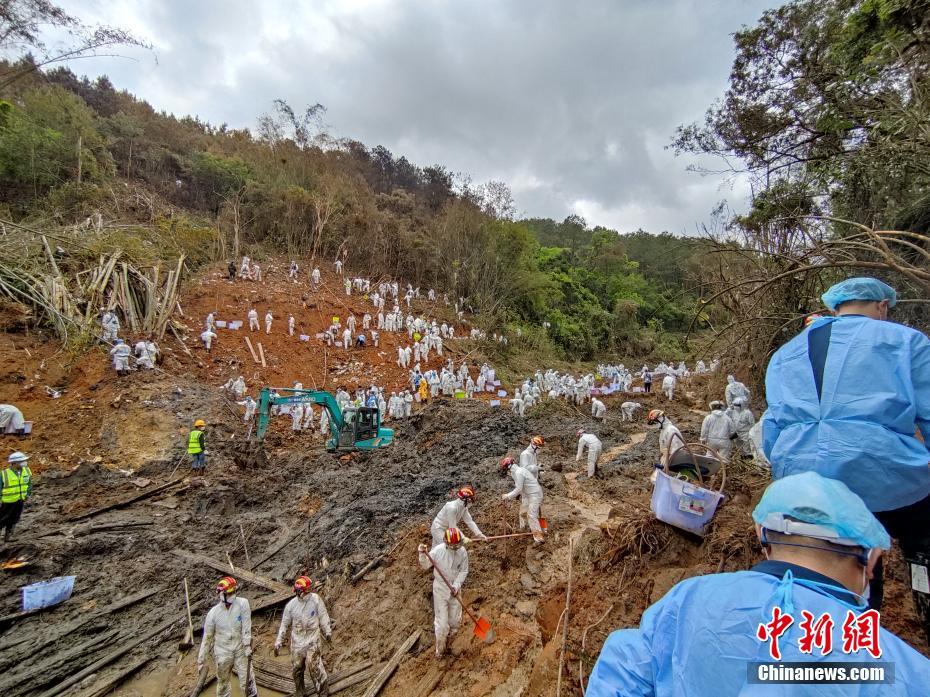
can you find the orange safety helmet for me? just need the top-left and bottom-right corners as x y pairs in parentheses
(216, 576), (238, 594)
(646, 409), (664, 424)
(444, 527), (463, 547)
(293, 575), (313, 594)
(531, 435), (544, 447)
(499, 455), (515, 472)
(456, 485), (476, 502)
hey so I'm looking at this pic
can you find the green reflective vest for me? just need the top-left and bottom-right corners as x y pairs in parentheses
(1, 466), (31, 503)
(187, 429), (204, 455)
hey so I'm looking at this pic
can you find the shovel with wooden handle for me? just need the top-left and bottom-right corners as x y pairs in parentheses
(424, 550), (494, 642)
(179, 577), (194, 651)
(464, 532), (535, 543)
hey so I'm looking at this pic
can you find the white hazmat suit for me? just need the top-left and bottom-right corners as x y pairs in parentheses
(418, 542), (469, 657)
(275, 593), (332, 696)
(198, 596), (254, 697)
(430, 498), (486, 546)
(701, 407), (737, 460)
(503, 464), (544, 541)
(577, 433), (603, 477)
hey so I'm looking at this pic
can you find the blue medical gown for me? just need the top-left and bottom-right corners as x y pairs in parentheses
(586, 570), (930, 696)
(762, 316), (930, 512)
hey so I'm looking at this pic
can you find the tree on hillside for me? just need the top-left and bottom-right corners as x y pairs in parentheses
(0, 0), (148, 89)
(675, 0), (930, 371)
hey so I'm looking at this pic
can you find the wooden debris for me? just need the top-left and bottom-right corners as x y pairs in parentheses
(351, 553), (386, 584)
(413, 665), (444, 697)
(257, 341), (267, 367)
(244, 336), (259, 363)
(80, 655), (151, 697)
(361, 629), (421, 697)
(171, 549), (290, 593)
(253, 658), (383, 696)
(248, 522), (306, 570)
(67, 477), (185, 522)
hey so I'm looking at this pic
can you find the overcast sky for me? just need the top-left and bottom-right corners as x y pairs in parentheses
(49, 0), (774, 234)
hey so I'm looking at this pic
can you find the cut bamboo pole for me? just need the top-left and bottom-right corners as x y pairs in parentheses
(244, 337), (260, 363)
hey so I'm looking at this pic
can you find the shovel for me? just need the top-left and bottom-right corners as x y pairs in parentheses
(179, 577), (194, 651)
(466, 532), (535, 543)
(424, 550), (494, 642)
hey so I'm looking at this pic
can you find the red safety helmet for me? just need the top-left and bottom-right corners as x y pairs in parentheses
(293, 576), (312, 594)
(646, 409), (664, 424)
(456, 486), (476, 502)
(499, 455), (515, 472)
(444, 527), (463, 547)
(576, 428), (585, 437)
(216, 576), (238, 594)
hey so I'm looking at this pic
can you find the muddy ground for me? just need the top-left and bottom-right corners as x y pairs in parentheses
(0, 262), (926, 697)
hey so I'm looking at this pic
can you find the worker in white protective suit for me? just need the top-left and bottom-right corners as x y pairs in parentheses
(247, 308), (259, 332)
(134, 338), (158, 369)
(201, 328), (217, 352)
(101, 310), (120, 341)
(418, 527), (469, 658)
(288, 315), (296, 336)
(198, 576), (257, 697)
(501, 455), (546, 543)
(726, 398), (756, 457)
(291, 403), (304, 432)
(265, 311), (273, 334)
(700, 400), (737, 460)
(620, 401), (641, 422)
(311, 267), (321, 286)
(275, 576), (332, 697)
(430, 486), (487, 546)
(591, 397), (607, 420)
(0, 405), (25, 433)
(576, 428), (603, 478)
(661, 373), (676, 401)
(724, 374), (750, 407)
(520, 435), (544, 476)
(109, 339), (131, 375)
(237, 396), (257, 423)
(646, 410), (685, 466)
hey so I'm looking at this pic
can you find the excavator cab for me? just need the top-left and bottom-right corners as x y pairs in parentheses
(336, 406), (389, 451)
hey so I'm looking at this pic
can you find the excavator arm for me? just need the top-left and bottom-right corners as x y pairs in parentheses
(255, 387), (393, 451)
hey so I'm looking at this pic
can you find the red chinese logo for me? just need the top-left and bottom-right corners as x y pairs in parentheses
(798, 611), (834, 655)
(842, 609), (882, 658)
(757, 607), (795, 660)
(756, 608), (882, 659)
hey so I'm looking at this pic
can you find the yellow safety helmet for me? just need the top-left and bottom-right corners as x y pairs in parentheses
(194, 419), (206, 428)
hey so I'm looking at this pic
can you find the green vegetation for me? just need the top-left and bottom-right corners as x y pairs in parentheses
(0, 64), (701, 361)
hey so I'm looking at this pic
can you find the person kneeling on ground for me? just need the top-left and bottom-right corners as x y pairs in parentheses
(586, 472), (930, 696)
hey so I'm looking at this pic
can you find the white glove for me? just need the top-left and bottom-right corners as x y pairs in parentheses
(501, 494), (509, 501)
(418, 543), (428, 553)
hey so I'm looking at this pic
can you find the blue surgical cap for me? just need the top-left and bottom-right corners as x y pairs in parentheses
(752, 472), (890, 550)
(821, 277), (897, 311)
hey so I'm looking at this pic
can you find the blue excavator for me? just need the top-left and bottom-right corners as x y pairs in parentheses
(255, 387), (393, 451)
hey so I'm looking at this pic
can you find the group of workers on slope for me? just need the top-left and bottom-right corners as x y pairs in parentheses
(99, 310), (160, 375)
(196, 573), (332, 697)
(589, 277), (930, 694)
(419, 436), (550, 657)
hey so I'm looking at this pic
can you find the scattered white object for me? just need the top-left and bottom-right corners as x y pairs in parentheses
(912, 563), (930, 594)
(215, 320), (227, 328)
(299, 334), (310, 342)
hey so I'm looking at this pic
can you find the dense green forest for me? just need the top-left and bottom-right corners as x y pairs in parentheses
(0, 53), (703, 360)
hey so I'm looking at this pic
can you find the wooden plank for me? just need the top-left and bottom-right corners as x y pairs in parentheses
(0, 599), (71, 631)
(361, 629), (421, 697)
(67, 478), (185, 521)
(258, 342), (267, 368)
(413, 665), (444, 697)
(78, 655), (151, 697)
(254, 660), (384, 696)
(249, 523), (306, 570)
(171, 550), (289, 593)
(35, 601), (208, 697)
(244, 336), (259, 363)
(249, 587), (293, 613)
(0, 587), (159, 653)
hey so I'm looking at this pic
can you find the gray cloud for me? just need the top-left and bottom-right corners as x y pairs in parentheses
(56, 0), (773, 233)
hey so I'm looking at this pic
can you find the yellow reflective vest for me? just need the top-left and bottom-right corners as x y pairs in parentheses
(187, 429), (204, 454)
(1, 466), (31, 503)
